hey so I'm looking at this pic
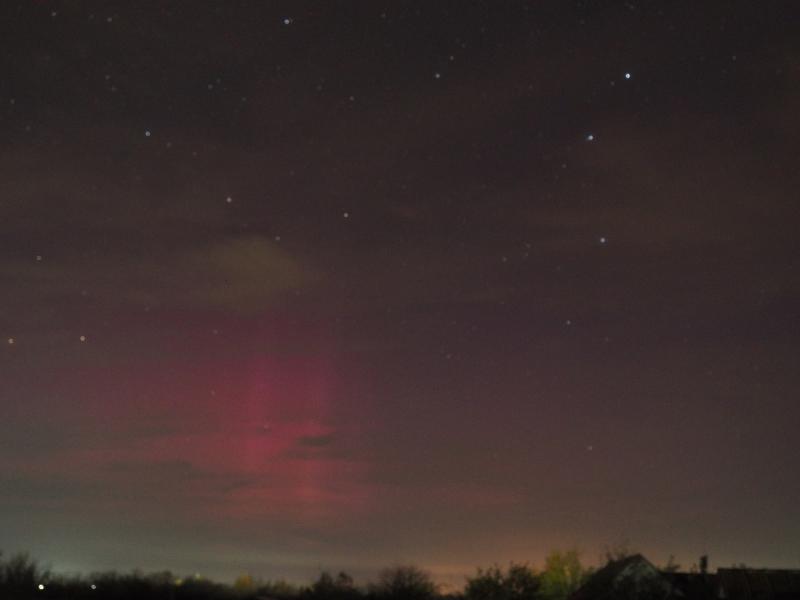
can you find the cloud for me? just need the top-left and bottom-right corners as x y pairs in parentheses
(1, 234), (312, 316)
(0, 140), (319, 323)
(164, 235), (312, 311)
(296, 433), (335, 448)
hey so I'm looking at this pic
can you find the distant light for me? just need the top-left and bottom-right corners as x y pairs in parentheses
(145, 130), (151, 137)
(225, 196), (233, 204)
(343, 211), (350, 219)
(7, 338), (14, 345)
(282, 17), (292, 25)
(599, 236), (608, 244)
(434, 72), (441, 79)
(91, 584), (97, 590)
(36, 255), (43, 261)
(624, 72), (631, 79)
(79, 335), (87, 342)
(586, 134), (595, 141)
(38, 584), (45, 591)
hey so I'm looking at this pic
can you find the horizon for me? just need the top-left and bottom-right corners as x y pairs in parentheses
(12, 547), (800, 590)
(8, 548), (800, 591)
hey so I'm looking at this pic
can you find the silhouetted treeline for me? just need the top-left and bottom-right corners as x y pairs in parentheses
(0, 549), (603, 600)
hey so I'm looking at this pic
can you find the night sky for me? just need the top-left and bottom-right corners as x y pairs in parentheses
(2, 0), (799, 587)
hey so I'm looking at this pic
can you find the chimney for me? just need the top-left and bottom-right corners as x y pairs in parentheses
(699, 555), (708, 575)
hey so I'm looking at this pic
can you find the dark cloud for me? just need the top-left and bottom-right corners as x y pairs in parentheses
(297, 433), (335, 448)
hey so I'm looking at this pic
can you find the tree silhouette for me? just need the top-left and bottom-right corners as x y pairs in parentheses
(0, 551), (49, 598)
(540, 550), (589, 600)
(465, 562), (540, 600)
(370, 566), (438, 600)
(305, 571), (361, 600)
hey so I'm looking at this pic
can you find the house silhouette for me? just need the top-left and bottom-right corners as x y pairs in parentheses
(570, 555), (800, 600)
